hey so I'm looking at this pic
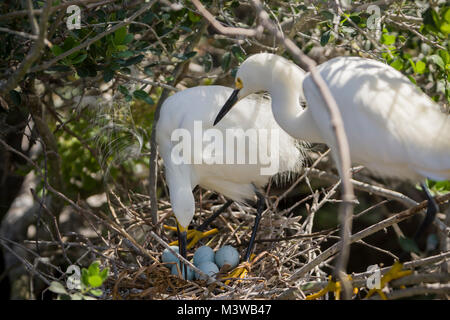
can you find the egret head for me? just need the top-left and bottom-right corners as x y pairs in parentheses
(214, 53), (303, 125)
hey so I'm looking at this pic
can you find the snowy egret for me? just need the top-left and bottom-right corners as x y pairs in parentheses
(214, 53), (450, 298)
(156, 85), (304, 278)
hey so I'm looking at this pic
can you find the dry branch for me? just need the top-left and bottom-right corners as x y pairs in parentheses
(289, 193), (450, 282)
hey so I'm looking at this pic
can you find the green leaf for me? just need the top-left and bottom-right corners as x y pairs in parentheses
(408, 58), (417, 73)
(398, 237), (420, 254)
(113, 50), (134, 59)
(441, 22), (450, 34)
(51, 45), (63, 56)
(81, 269), (89, 287)
(320, 30), (331, 46)
(99, 268), (109, 281)
(119, 85), (129, 96)
(188, 11), (201, 23)
(390, 58), (404, 71)
(88, 261), (100, 276)
(144, 66), (154, 76)
(428, 54), (445, 70)
(415, 60), (426, 74)
(381, 34), (396, 45)
(114, 26), (128, 45)
(121, 54), (144, 67)
(115, 44), (128, 52)
(63, 36), (79, 51)
(70, 53), (87, 65)
(103, 69), (114, 82)
(133, 90), (154, 105)
(89, 289), (103, 297)
(87, 275), (103, 288)
(320, 10), (334, 21)
(231, 46), (245, 62)
(221, 52), (232, 71)
(438, 49), (450, 65)
(202, 53), (213, 72)
(407, 75), (417, 85)
(123, 33), (134, 45)
(176, 51), (197, 61)
(423, 8), (440, 33)
(431, 8), (441, 28)
(49, 281), (68, 295)
(444, 7), (450, 23)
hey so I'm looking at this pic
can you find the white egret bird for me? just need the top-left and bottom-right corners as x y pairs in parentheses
(214, 53), (450, 298)
(156, 85), (304, 278)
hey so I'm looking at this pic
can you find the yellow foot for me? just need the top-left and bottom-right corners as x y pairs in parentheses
(306, 275), (357, 300)
(364, 261), (412, 300)
(223, 254), (256, 285)
(163, 225), (219, 249)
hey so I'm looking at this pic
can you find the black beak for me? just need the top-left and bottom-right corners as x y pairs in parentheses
(177, 226), (188, 279)
(214, 89), (240, 126)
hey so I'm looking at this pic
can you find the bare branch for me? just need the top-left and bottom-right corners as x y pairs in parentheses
(191, 0), (263, 38)
(0, 1), (51, 95)
(288, 192), (450, 283)
(29, 0), (157, 73)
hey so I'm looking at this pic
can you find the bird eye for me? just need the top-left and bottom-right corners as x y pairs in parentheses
(235, 78), (243, 89)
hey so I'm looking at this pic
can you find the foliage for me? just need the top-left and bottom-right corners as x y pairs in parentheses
(48, 261), (109, 300)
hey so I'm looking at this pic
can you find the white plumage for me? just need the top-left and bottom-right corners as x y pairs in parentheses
(221, 53), (450, 183)
(156, 85), (303, 229)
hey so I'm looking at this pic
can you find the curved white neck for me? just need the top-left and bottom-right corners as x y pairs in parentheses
(268, 70), (325, 144)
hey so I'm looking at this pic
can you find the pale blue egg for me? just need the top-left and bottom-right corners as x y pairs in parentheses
(215, 245), (239, 269)
(171, 263), (194, 280)
(193, 246), (215, 267)
(195, 261), (219, 281)
(161, 246), (179, 267)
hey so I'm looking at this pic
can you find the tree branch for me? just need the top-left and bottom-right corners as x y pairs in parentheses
(288, 192), (450, 283)
(29, 0), (157, 73)
(0, 1), (51, 95)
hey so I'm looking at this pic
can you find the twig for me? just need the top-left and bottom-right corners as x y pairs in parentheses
(117, 73), (179, 92)
(0, 0), (112, 22)
(307, 168), (417, 207)
(0, 1), (52, 95)
(390, 273), (450, 287)
(29, 0), (157, 73)
(300, 251), (450, 293)
(370, 283), (450, 300)
(191, 0), (263, 37)
(0, 27), (52, 47)
(289, 193), (450, 282)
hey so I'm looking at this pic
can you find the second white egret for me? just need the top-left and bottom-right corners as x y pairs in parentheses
(214, 53), (450, 298)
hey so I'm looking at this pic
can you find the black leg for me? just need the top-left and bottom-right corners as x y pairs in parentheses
(244, 192), (265, 262)
(176, 224), (188, 279)
(414, 182), (439, 241)
(197, 200), (233, 232)
(399, 182), (439, 262)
